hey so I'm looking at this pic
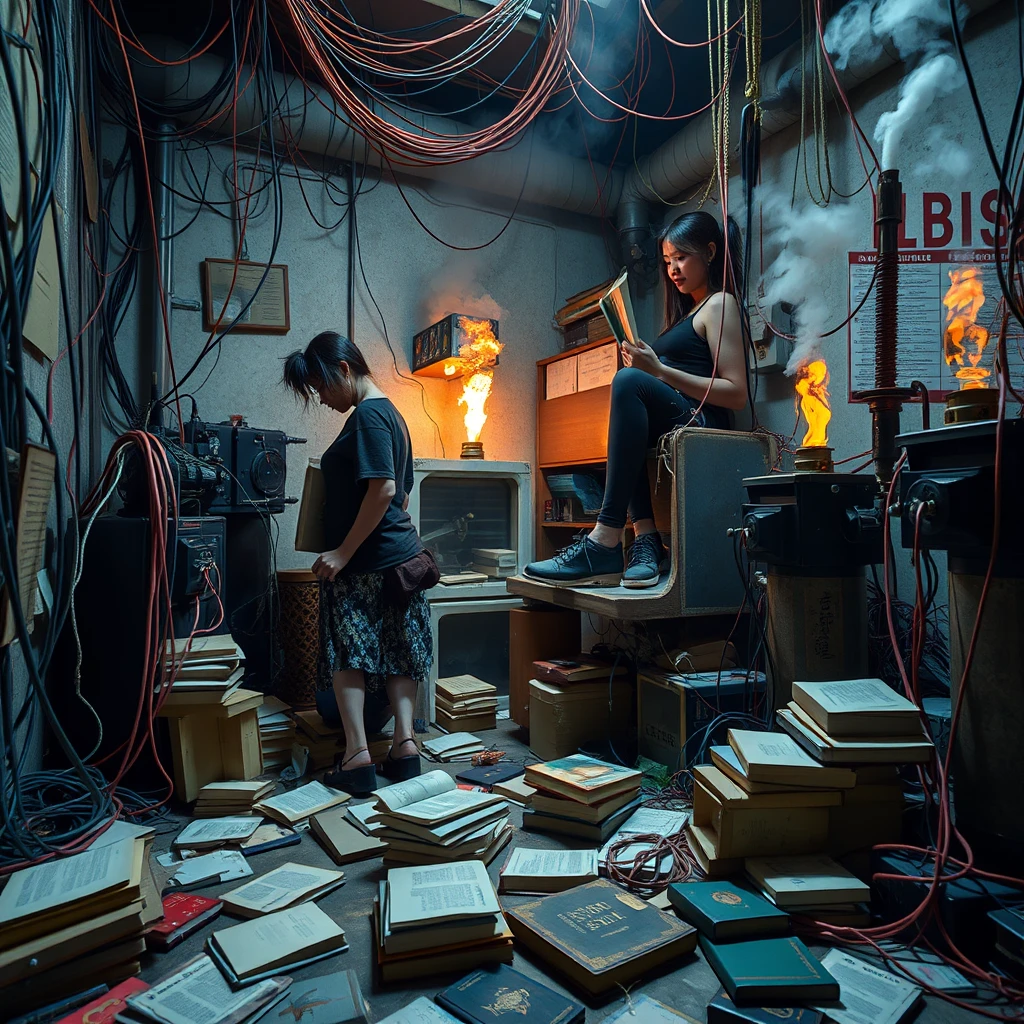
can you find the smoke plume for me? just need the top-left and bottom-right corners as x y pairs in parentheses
(823, 0), (966, 171)
(916, 124), (972, 179)
(421, 258), (507, 327)
(756, 188), (864, 373)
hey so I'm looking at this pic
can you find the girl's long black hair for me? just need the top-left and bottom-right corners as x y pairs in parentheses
(282, 331), (371, 406)
(659, 211), (745, 331)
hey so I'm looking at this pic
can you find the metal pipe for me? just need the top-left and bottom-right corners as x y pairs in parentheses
(348, 161), (356, 345)
(874, 170), (901, 390)
(150, 123), (175, 426)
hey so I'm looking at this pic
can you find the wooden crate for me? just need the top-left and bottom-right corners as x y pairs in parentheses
(508, 606), (581, 728)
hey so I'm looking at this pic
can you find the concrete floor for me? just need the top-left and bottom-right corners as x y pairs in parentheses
(141, 720), (995, 1023)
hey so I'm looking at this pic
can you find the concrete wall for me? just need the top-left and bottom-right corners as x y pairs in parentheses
(136, 150), (615, 568)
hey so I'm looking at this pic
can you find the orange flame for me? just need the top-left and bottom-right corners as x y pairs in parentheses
(455, 317), (503, 443)
(794, 359), (831, 447)
(943, 267), (990, 389)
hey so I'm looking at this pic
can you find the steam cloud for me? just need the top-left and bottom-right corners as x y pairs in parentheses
(823, 0), (966, 170)
(422, 258), (507, 327)
(756, 188), (864, 374)
(916, 124), (972, 179)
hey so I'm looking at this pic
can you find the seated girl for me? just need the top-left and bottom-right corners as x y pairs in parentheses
(525, 211), (749, 588)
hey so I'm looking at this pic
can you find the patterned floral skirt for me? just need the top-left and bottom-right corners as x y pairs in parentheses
(317, 571), (433, 697)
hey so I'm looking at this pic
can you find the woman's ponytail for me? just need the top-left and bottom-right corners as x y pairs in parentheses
(282, 331), (372, 406)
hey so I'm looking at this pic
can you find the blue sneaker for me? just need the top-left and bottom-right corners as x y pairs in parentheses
(622, 532), (668, 589)
(524, 533), (623, 587)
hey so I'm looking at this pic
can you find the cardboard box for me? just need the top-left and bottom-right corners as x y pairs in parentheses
(637, 669), (766, 772)
(295, 458), (326, 552)
(509, 606), (581, 728)
(528, 678), (632, 761)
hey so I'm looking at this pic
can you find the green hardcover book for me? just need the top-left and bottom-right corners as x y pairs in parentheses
(668, 882), (789, 941)
(699, 934), (839, 1004)
(505, 879), (697, 996)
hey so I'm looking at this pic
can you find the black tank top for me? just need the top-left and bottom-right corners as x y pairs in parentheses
(652, 299), (716, 377)
(652, 299), (730, 428)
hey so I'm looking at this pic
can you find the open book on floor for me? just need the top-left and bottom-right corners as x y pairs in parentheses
(219, 862), (345, 917)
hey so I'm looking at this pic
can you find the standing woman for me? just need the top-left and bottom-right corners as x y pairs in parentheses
(283, 332), (435, 795)
(526, 211), (749, 588)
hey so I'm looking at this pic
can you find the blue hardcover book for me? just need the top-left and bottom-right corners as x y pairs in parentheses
(668, 881), (789, 941)
(435, 965), (583, 1024)
(707, 986), (824, 1024)
(699, 935), (839, 1004)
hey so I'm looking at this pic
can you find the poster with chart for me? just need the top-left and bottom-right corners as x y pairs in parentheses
(847, 249), (1024, 400)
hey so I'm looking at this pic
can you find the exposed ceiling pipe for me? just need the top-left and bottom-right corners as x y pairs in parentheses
(131, 39), (622, 218)
(617, 0), (1003, 254)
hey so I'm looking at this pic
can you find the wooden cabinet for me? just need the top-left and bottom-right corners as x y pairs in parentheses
(508, 606), (582, 728)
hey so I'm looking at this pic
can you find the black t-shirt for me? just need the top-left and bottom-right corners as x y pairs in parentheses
(320, 397), (422, 575)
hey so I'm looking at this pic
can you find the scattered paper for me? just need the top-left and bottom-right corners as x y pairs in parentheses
(169, 850), (253, 888)
(812, 949), (921, 1024)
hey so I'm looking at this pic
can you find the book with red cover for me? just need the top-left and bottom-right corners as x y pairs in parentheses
(146, 892), (222, 950)
(56, 979), (149, 1024)
(532, 658), (627, 685)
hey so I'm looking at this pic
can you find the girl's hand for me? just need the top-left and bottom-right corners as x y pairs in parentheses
(313, 548), (348, 581)
(621, 338), (661, 378)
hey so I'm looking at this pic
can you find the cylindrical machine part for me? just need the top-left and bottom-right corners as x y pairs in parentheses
(793, 446), (834, 473)
(276, 569), (321, 709)
(766, 568), (870, 707)
(944, 388), (999, 424)
(150, 123), (176, 425)
(460, 441), (484, 459)
(870, 400), (903, 495)
(874, 169), (902, 391)
(948, 570), (1024, 857)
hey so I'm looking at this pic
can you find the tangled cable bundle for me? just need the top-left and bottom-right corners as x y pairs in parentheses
(604, 828), (701, 895)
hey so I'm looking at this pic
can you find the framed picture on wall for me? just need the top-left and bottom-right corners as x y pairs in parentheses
(201, 258), (290, 333)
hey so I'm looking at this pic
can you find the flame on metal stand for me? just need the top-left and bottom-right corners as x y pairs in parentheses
(943, 267), (990, 389)
(455, 317), (503, 444)
(795, 359), (832, 447)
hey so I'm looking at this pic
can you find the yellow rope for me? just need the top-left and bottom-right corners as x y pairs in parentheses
(744, 0), (762, 118)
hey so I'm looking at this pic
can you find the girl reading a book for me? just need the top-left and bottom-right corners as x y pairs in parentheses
(526, 211), (749, 589)
(283, 332), (435, 795)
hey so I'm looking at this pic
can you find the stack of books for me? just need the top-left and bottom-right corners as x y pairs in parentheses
(0, 828), (161, 1015)
(688, 729), (859, 876)
(521, 754), (642, 843)
(193, 780), (275, 817)
(292, 710), (391, 771)
(498, 847), (599, 895)
(744, 854), (872, 926)
(435, 675), (497, 733)
(163, 634), (245, 700)
(372, 860), (513, 982)
(667, 879), (839, 1006)
(258, 696), (295, 769)
(422, 732), (484, 762)
(292, 709), (345, 770)
(776, 679), (931, 855)
(469, 547), (517, 579)
(311, 805), (387, 865)
(369, 770), (512, 866)
(206, 903), (348, 985)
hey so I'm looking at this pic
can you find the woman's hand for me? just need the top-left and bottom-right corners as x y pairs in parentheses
(313, 547), (348, 581)
(621, 338), (662, 378)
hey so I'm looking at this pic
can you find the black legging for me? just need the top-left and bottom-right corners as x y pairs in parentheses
(597, 367), (721, 530)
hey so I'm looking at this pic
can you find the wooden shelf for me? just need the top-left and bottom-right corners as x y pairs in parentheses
(541, 520), (597, 529)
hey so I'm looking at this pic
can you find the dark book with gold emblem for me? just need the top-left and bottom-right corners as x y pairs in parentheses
(668, 882), (789, 941)
(504, 879), (697, 996)
(707, 986), (824, 1024)
(435, 965), (584, 1024)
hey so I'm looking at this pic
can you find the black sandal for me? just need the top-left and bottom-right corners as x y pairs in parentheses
(379, 738), (422, 781)
(324, 747), (377, 796)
